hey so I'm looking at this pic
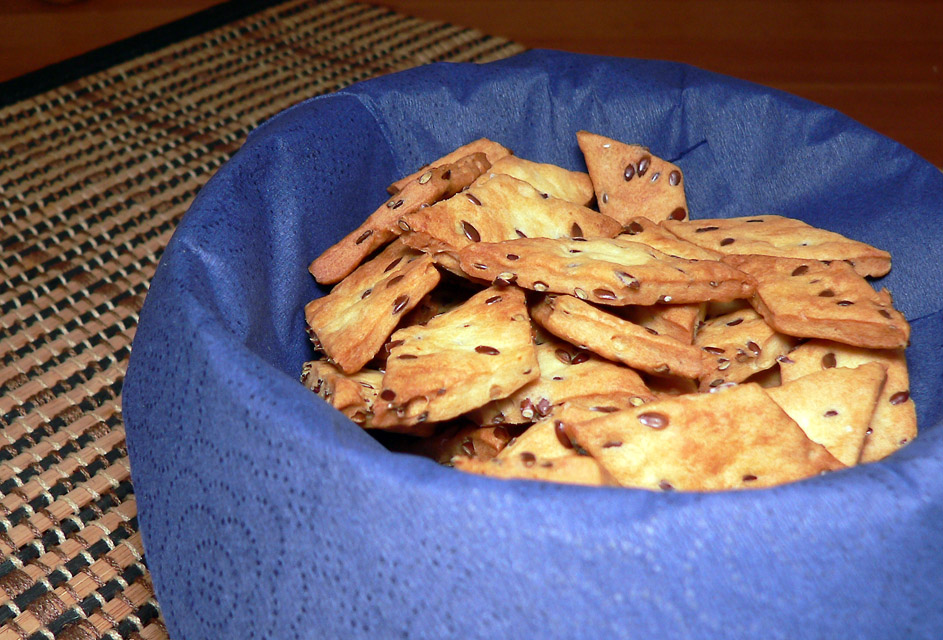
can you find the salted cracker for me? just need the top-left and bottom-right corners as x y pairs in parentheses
(453, 452), (618, 487)
(567, 383), (845, 491)
(372, 286), (539, 428)
(387, 138), (512, 194)
(486, 155), (595, 206)
(619, 215), (722, 260)
(304, 239), (440, 374)
(300, 360), (388, 429)
(663, 215), (891, 278)
(724, 254), (909, 349)
(766, 362), (887, 466)
(531, 294), (707, 379)
(471, 329), (654, 425)
(398, 173), (622, 266)
(577, 131), (688, 224)
(694, 306), (799, 391)
(778, 340), (917, 463)
(310, 152), (490, 284)
(459, 236), (755, 306)
(620, 303), (706, 345)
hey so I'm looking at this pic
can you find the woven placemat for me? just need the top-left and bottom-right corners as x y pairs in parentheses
(0, 1), (524, 637)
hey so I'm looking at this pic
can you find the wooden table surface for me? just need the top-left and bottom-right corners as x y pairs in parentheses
(1, 0), (941, 165)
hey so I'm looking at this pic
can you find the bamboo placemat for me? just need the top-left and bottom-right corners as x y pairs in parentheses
(0, 1), (524, 637)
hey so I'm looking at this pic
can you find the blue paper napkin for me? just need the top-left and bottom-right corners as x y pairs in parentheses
(124, 50), (943, 640)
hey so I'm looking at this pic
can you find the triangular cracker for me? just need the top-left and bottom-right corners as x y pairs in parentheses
(531, 294), (707, 378)
(725, 254), (909, 349)
(765, 362), (887, 466)
(304, 239), (440, 373)
(398, 173), (622, 265)
(310, 152), (490, 284)
(459, 236), (755, 306)
(663, 215), (891, 278)
(577, 131), (688, 224)
(372, 286), (539, 428)
(567, 383), (845, 491)
(694, 306), (798, 391)
(486, 155), (595, 206)
(778, 340), (917, 462)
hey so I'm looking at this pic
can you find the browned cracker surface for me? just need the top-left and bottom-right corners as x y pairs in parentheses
(724, 254), (909, 349)
(778, 340), (917, 463)
(459, 236), (756, 305)
(568, 383), (844, 491)
(664, 215), (891, 278)
(577, 130), (688, 224)
(304, 239), (440, 373)
(372, 286), (538, 428)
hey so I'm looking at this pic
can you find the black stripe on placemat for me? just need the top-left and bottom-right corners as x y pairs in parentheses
(0, 0), (289, 109)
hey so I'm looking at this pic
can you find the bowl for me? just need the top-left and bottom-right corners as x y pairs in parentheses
(124, 50), (943, 640)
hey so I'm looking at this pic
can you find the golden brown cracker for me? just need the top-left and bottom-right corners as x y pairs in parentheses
(387, 138), (511, 194)
(619, 216), (722, 260)
(577, 131), (688, 224)
(399, 173), (622, 260)
(724, 254), (909, 349)
(300, 360), (387, 429)
(620, 302), (706, 344)
(372, 286), (539, 428)
(472, 330), (654, 425)
(486, 155), (595, 206)
(311, 153), (490, 284)
(778, 340), (917, 462)
(663, 215), (891, 278)
(304, 239), (440, 374)
(531, 294), (707, 379)
(766, 362), (887, 466)
(694, 306), (798, 391)
(453, 452), (618, 487)
(568, 383), (845, 491)
(459, 236), (755, 306)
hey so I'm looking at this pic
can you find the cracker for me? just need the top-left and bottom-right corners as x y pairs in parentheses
(643, 374), (700, 398)
(459, 236), (756, 306)
(300, 360), (389, 429)
(694, 306), (799, 391)
(663, 215), (891, 278)
(497, 416), (580, 461)
(766, 362), (887, 466)
(453, 452), (618, 487)
(304, 239), (440, 374)
(399, 173), (622, 264)
(619, 216), (722, 260)
(577, 131), (688, 224)
(372, 286), (539, 428)
(311, 152), (490, 284)
(435, 423), (519, 464)
(486, 155), (595, 206)
(778, 340), (917, 462)
(387, 138), (512, 194)
(568, 383), (845, 491)
(620, 303), (706, 344)
(724, 254), (909, 349)
(552, 392), (655, 426)
(471, 329), (654, 425)
(531, 294), (707, 379)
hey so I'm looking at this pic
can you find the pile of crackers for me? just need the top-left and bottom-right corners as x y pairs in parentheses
(301, 132), (916, 491)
